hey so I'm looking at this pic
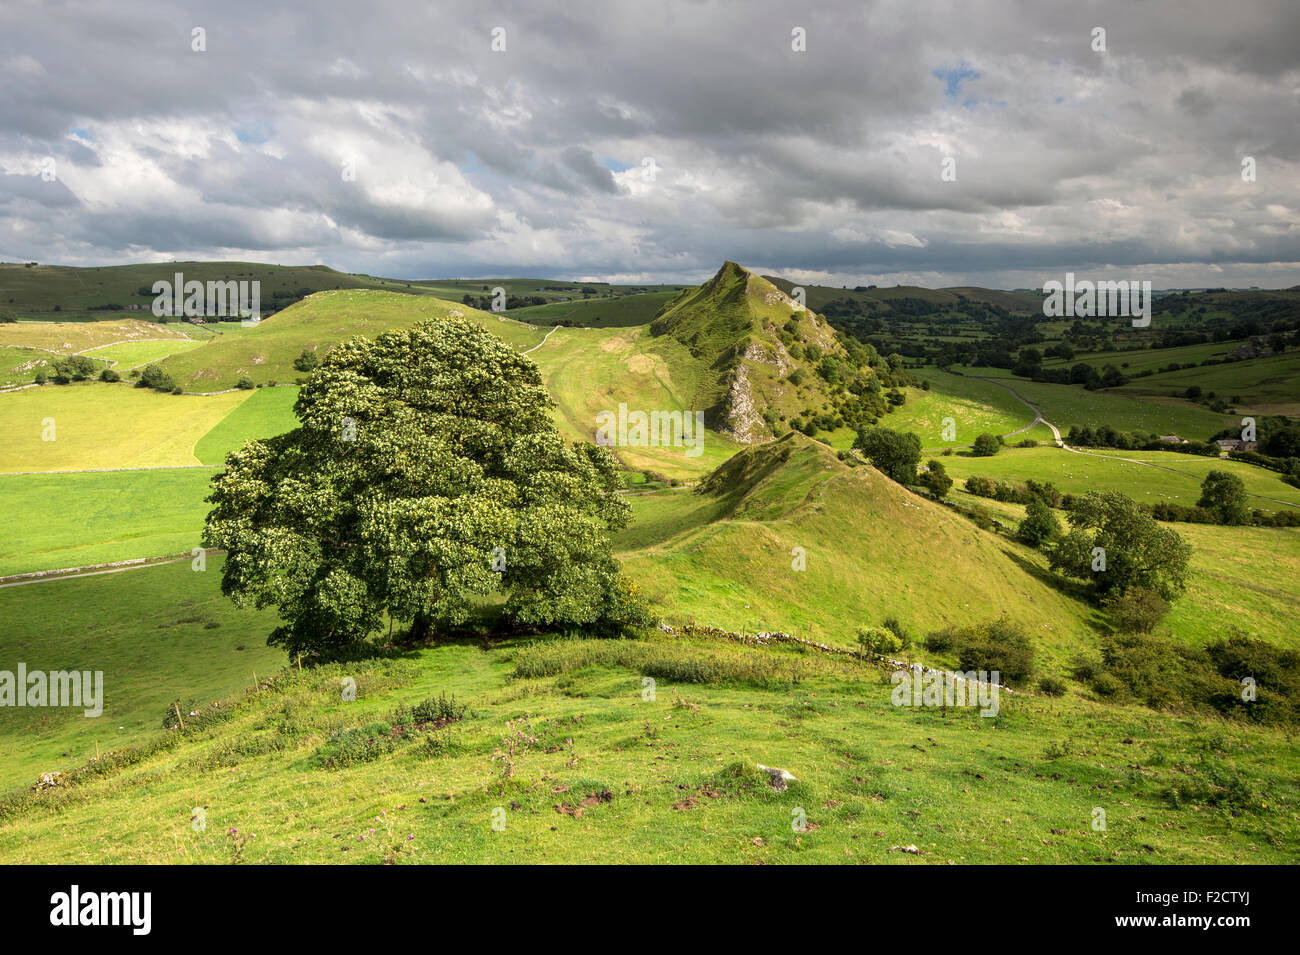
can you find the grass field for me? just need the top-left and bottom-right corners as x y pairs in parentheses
(0, 555), (284, 789)
(1115, 352), (1300, 416)
(157, 290), (546, 391)
(0, 468), (215, 576)
(940, 445), (1300, 511)
(0, 346), (54, 388)
(83, 338), (206, 369)
(945, 488), (1300, 651)
(1047, 341), (1241, 377)
(0, 318), (192, 354)
(976, 377), (1236, 439)
(0, 385), (249, 472)
(890, 369), (1044, 447)
(194, 386), (301, 465)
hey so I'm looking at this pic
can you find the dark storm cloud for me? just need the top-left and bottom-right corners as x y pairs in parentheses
(0, 0), (1296, 286)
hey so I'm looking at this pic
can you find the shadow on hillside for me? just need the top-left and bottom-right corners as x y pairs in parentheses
(997, 547), (1110, 634)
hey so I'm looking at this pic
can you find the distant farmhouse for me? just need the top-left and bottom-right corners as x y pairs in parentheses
(1216, 438), (1258, 452)
(1158, 435), (1187, 444)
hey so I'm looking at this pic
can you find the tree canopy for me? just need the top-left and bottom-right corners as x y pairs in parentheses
(204, 318), (648, 657)
(1048, 491), (1192, 601)
(1197, 470), (1249, 525)
(855, 426), (921, 484)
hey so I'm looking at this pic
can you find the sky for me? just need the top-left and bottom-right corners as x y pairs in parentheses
(0, 0), (1297, 289)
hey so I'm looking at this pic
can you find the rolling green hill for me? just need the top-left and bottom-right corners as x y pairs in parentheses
(618, 433), (1096, 665)
(156, 290), (545, 391)
(0, 261), (397, 320)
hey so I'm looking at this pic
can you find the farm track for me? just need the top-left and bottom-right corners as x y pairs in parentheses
(521, 324), (560, 354)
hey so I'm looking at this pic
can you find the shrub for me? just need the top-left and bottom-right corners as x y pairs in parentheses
(52, 355), (97, 383)
(293, 349), (320, 372)
(857, 626), (903, 656)
(881, 615), (912, 650)
(955, 619), (1035, 685)
(136, 364), (176, 392)
(1016, 497), (1061, 547)
(1105, 587), (1170, 634)
(409, 693), (468, 725)
(924, 627), (959, 653)
(1092, 673), (1123, 697)
(1038, 676), (1067, 696)
(971, 433), (1001, 456)
(311, 721), (397, 769)
(34, 370), (47, 385)
(99, 368), (121, 382)
(236, 377), (255, 390)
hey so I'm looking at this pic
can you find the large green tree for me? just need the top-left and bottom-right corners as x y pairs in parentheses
(204, 318), (648, 657)
(1197, 469), (1249, 525)
(1048, 491), (1192, 601)
(855, 427), (921, 484)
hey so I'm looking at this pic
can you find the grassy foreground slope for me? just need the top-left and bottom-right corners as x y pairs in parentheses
(0, 623), (1293, 864)
(0, 556), (284, 788)
(617, 433), (1096, 667)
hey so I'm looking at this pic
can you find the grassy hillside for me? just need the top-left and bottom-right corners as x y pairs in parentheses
(0, 610), (1293, 863)
(0, 261), (402, 319)
(509, 290), (680, 328)
(1114, 352), (1300, 417)
(157, 290), (545, 391)
(617, 433), (1096, 667)
(941, 445), (1300, 511)
(0, 555), (284, 788)
(946, 488), (1300, 651)
(0, 317), (194, 355)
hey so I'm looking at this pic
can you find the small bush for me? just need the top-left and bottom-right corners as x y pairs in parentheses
(1038, 676), (1067, 696)
(924, 627), (959, 653)
(409, 693), (468, 725)
(1105, 587), (1170, 634)
(311, 721), (396, 769)
(99, 368), (121, 383)
(236, 377), (255, 390)
(881, 616), (912, 649)
(956, 620), (1035, 685)
(857, 626), (903, 656)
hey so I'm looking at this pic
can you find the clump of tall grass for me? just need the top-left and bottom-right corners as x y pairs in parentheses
(511, 638), (811, 687)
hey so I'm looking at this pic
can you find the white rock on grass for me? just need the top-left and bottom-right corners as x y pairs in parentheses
(756, 764), (797, 791)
